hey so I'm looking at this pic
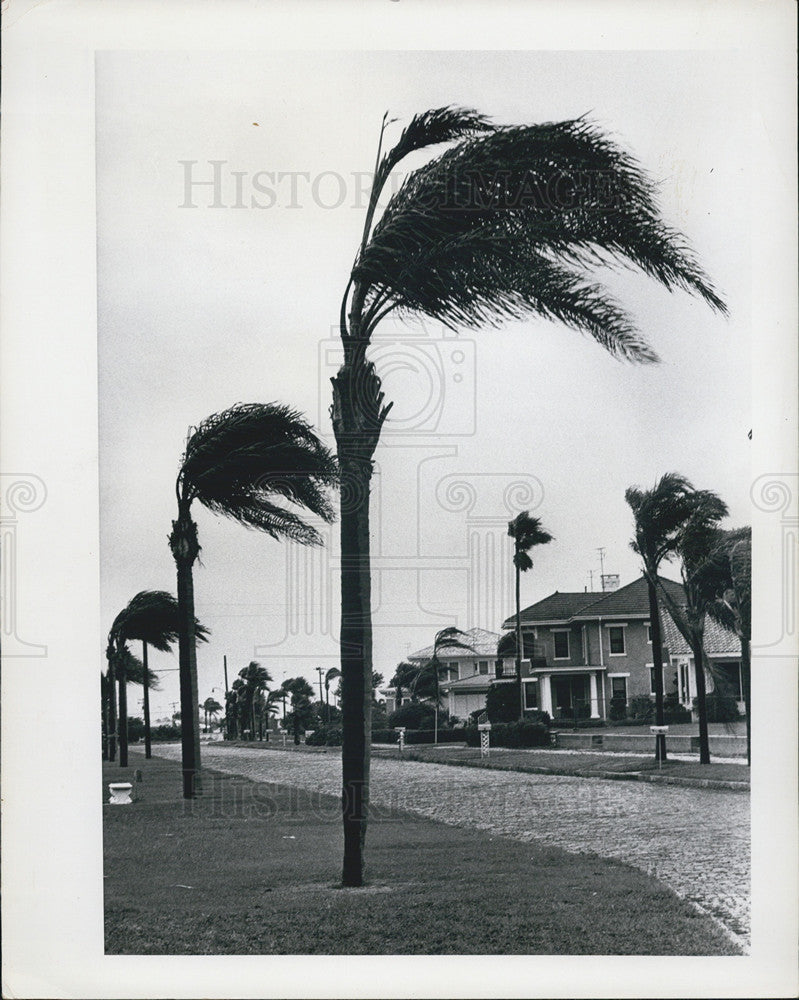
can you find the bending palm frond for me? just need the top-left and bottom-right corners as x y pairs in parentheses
(353, 114), (726, 358)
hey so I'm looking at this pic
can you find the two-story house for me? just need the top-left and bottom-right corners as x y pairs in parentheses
(499, 575), (740, 720)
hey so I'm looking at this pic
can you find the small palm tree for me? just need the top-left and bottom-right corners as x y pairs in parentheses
(203, 696), (223, 733)
(169, 402), (337, 797)
(389, 661), (418, 712)
(281, 677), (316, 744)
(111, 590), (208, 760)
(237, 661), (272, 740)
(332, 107), (726, 885)
(653, 489), (729, 764)
(411, 627), (475, 744)
(625, 474), (699, 762)
(507, 512), (553, 721)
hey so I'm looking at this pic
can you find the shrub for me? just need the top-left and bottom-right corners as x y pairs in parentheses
(388, 702), (436, 730)
(628, 696), (655, 722)
(464, 720), (550, 749)
(663, 693), (692, 724)
(126, 716), (145, 742)
(696, 692), (741, 723)
(609, 696), (627, 721)
(151, 724), (181, 742)
(405, 728), (466, 745)
(485, 681), (521, 723)
(371, 729), (399, 744)
(305, 725), (343, 746)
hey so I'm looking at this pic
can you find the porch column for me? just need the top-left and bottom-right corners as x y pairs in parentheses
(589, 671), (600, 718)
(538, 674), (553, 716)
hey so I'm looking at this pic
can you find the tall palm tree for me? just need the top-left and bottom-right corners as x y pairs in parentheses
(111, 590), (208, 759)
(625, 474), (699, 762)
(653, 489), (729, 764)
(102, 643), (153, 766)
(410, 627), (475, 744)
(169, 402), (337, 798)
(698, 526), (751, 764)
(508, 512), (553, 721)
(332, 106), (726, 884)
(324, 667), (341, 723)
(281, 677), (316, 744)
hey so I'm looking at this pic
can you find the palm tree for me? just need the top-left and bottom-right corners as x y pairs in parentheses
(410, 628), (475, 744)
(169, 402), (337, 798)
(111, 590), (208, 759)
(699, 526), (751, 764)
(388, 661), (418, 712)
(237, 661), (273, 740)
(203, 696), (223, 733)
(102, 643), (153, 766)
(507, 512), (553, 721)
(324, 667), (341, 722)
(281, 677), (316, 744)
(653, 489), (729, 764)
(332, 106), (726, 884)
(625, 474), (701, 762)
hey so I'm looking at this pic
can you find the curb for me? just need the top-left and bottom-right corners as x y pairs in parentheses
(387, 752), (749, 793)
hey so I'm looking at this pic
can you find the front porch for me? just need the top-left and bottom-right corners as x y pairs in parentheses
(528, 666), (606, 720)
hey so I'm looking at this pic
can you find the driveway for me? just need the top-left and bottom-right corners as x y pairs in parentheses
(147, 743), (750, 948)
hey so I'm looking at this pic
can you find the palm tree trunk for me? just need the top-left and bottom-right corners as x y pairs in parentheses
(515, 560), (523, 721)
(170, 504), (202, 798)
(434, 658), (439, 745)
(108, 659), (117, 762)
(646, 577), (667, 763)
(337, 455), (373, 886)
(332, 335), (388, 888)
(142, 641), (152, 759)
(101, 675), (109, 760)
(691, 638), (711, 765)
(741, 637), (751, 766)
(118, 655), (128, 768)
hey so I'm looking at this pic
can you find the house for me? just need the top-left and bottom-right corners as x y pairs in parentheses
(499, 575), (742, 721)
(660, 611), (746, 714)
(407, 627), (505, 721)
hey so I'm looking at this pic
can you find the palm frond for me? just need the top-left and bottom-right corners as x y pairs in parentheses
(354, 117), (726, 359)
(111, 590), (209, 650)
(178, 402), (338, 541)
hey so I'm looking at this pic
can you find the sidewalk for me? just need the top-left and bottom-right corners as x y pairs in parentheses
(371, 744), (750, 791)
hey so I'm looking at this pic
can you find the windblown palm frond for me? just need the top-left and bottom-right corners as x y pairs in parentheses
(178, 402), (338, 544)
(112, 590), (209, 651)
(508, 512), (554, 571)
(626, 473), (700, 567)
(117, 646), (161, 690)
(352, 114), (726, 360)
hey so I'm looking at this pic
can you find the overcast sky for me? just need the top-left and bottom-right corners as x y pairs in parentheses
(96, 49), (752, 719)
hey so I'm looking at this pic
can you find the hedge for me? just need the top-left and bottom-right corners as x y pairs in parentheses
(308, 727), (470, 746)
(464, 720), (550, 749)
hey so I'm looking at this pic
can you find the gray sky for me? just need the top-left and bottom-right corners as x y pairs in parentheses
(97, 49), (751, 719)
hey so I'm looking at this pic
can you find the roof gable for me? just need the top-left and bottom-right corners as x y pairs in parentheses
(569, 575), (685, 620)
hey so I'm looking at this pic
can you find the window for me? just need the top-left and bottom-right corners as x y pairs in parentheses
(608, 626), (626, 655)
(646, 622), (653, 643)
(447, 661), (459, 681)
(553, 630), (569, 659)
(478, 660), (489, 675)
(523, 681), (538, 710)
(611, 676), (627, 702)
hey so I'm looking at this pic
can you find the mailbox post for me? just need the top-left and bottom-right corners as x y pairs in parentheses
(650, 725), (669, 769)
(477, 720), (492, 758)
(394, 727), (406, 755)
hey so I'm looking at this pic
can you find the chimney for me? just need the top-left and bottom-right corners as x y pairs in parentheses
(601, 573), (620, 592)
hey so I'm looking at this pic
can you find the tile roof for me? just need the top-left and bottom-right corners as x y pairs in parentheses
(660, 611), (741, 656)
(500, 591), (599, 629)
(408, 627), (501, 662)
(569, 575), (685, 619)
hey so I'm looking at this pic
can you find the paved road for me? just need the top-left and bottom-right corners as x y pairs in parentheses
(148, 743), (750, 947)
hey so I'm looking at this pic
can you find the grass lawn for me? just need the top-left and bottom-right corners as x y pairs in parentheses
(104, 757), (739, 955)
(381, 745), (749, 786)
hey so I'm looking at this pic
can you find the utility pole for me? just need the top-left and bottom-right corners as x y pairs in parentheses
(588, 569), (594, 592)
(597, 547), (606, 588)
(223, 654), (229, 694)
(316, 665), (325, 705)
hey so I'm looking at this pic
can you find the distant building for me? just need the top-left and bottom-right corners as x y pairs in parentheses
(408, 627), (505, 721)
